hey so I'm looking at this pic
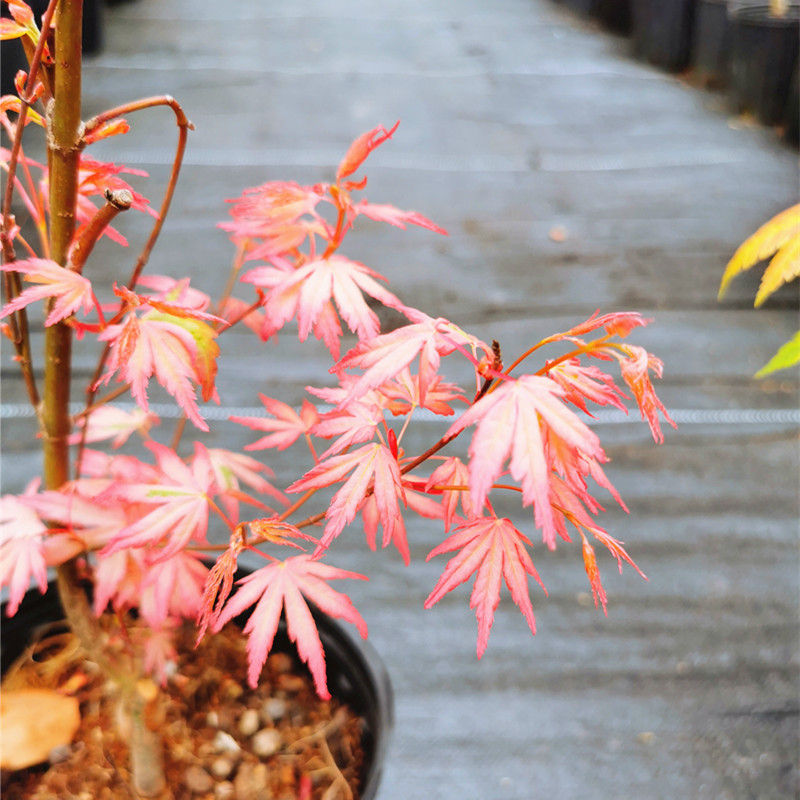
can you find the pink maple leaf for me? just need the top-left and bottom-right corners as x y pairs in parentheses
(136, 274), (212, 312)
(69, 405), (157, 448)
(380, 368), (466, 417)
(288, 443), (406, 547)
(100, 442), (214, 561)
(216, 296), (266, 337)
(446, 375), (606, 549)
(93, 549), (145, 617)
(212, 554), (368, 697)
(0, 258), (98, 326)
(206, 447), (287, 524)
(231, 394), (319, 452)
(426, 456), (474, 531)
(97, 305), (220, 431)
(551, 310), (651, 342)
(351, 200), (447, 235)
(219, 180), (327, 255)
(424, 516), (545, 657)
(547, 358), (628, 416)
(334, 313), (490, 408)
(310, 397), (384, 458)
(0, 492), (49, 616)
(138, 551), (209, 628)
(242, 254), (406, 358)
(361, 482), (442, 565)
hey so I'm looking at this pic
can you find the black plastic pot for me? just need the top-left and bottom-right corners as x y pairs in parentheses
(1, 569), (394, 799)
(691, 0), (732, 88)
(595, 0), (633, 32)
(728, 2), (800, 126)
(785, 63), (799, 144)
(557, 0), (599, 16)
(630, 0), (699, 72)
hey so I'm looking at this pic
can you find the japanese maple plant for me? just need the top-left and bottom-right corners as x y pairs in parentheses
(1, 0), (675, 795)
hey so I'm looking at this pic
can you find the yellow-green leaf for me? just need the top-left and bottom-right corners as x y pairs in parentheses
(754, 234), (800, 307)
(754, 331), (800, 378)
(719, 204), (800, 299)
(175, 316), (220, 403)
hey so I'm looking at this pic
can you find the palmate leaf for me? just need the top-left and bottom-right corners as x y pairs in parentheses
(0, 258), (97, 326)
(231, 394), (319, 451)
(755, 233), (800, 307)
(719, 204), (800, 299)
(335, 313), (490, 409)
(424, 516), (545, 657)
(212, 555), (367, 698)
(242, 254), (406, 358)
(99, 442), (214, 561)
(445, 375), (607, 548)
(97, 307), (220, 431)
(754, 330), (800, 377)
(288, 443), (406, 547)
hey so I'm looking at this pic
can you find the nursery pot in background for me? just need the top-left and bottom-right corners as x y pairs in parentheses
(555, 0), (599, 16)
(728, 2), (800, 126)
(630, 0), (698, 72)
(1, 568), (394, 799)
(594, 0), (633, 32)
(691, 0), (732, 88)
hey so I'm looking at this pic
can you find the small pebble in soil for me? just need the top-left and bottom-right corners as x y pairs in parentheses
(238, 708), (261, 737)
(213, 730), (242, 754)
(261, 697), (287, 722)
(251, 728), (283, 758)
(184, 764), (214, 794)
(211, 755), (236, 779)
(234, 762), (270, 800)
(48, 744), (73, 764)
(215, 781), (236, 800)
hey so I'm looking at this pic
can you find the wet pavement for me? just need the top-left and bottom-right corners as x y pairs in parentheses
(2, 0), (799, 797)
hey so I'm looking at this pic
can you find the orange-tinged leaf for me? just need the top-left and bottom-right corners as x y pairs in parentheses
(336, 121), (400, 181)
(0, 18), (27, 39)
(580, 532), (607, 614)
(352, 200), (447, 235)
(0, 689), (80, 770)
(755, 233), (800, 307)
(7, 0), (34, 26)
(0, 96), (45, 126)
(719, 204), (800, 298)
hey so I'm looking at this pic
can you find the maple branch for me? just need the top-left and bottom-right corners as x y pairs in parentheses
(81, 95), (193, 446)
(533, 334), (614, 377)
(83, 95), (194, 293)
(69, 188), (133, 274)
(215, 238), (248, 315)
(399, 427), (462, 476)
(0, 0), (61, 414)
(278, 488), (319, 523)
